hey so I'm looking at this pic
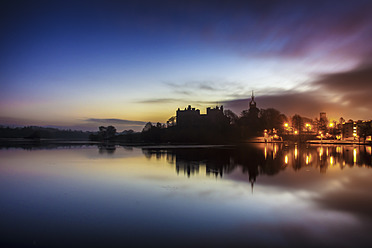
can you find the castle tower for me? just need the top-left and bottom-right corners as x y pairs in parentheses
(248, 91), (259, 117)
(249, 91), (256, 109)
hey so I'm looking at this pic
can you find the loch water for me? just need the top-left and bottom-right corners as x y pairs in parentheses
(1, 143), (372, 247)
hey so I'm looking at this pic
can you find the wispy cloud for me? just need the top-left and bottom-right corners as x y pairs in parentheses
(136, 98), (178, 104)
(311, 62), (372, 109)
(137, 97), (217, 106)
(84, 118), (147, 126)
(223, 90), (326, 118)
(164, 80), (246, 96)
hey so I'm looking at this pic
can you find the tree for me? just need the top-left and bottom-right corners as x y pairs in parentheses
(98, 125), (117, 140)
(292, 114), (303, 134)
(224, 109), (238, 125)
(167, 116), (176, 126)
(142, 122), (153, 132)
(260, 108), (287, 131)
(358, 123), (372, 143)
(106, 126), (116, 138)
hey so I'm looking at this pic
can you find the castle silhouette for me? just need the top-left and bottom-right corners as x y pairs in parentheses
(176, 92), (258, 128)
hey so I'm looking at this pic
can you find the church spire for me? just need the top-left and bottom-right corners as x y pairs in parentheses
(249, 90), (256, 109)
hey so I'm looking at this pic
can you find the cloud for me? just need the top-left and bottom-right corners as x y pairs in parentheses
(312, 63), (372, 108)
(135, 0), (372, 64)
(164, 80), (247, 99)
(313, 173), (372, 221)
(136, 98), (179, 104)
(84, 118), (147, 126)
(209, 1), (372, 61)
(165, 81), (227, 92)
(137, 97), (217, 106)
(224, 90), (325, 118)
(223, 60), (372, 120)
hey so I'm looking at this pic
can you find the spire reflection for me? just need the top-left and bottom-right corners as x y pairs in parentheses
(141, 144), (372, 183)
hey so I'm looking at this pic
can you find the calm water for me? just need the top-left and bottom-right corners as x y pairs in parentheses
(1, 143), (372, 247)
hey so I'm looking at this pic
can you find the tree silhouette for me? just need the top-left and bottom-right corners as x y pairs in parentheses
(224, 109), (238, 125)
(260, 108), (287, 131)
(167, 116), (176, 126)
(94, 125), (117, 140)
(292, 114), (303, 134)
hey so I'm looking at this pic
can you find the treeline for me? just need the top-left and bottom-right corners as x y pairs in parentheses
(0, 126), (92, 140)
(0, 107), (290, 144)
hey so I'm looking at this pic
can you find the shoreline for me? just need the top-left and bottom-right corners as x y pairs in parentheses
(1, 137), (371, 149)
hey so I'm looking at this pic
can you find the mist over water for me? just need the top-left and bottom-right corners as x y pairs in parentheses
(1, 144), (371, 247)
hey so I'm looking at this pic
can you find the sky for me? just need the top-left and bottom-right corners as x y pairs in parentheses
(1, 0), (372, 131)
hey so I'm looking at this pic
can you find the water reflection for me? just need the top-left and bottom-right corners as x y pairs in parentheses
(1, 144), (372, 247)
(142, 144), (372, 179)
(98, 143), (116, 154)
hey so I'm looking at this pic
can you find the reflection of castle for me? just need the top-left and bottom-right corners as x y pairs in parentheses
(176, 105), (228, 128)
(141, 146), (277, 191)
(141, 144), (372, 186)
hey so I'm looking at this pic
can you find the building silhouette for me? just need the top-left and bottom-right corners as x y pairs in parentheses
(176, 105), (228, 128)
(248, 91), (259, 119)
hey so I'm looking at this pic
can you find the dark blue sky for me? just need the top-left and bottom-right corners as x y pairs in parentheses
(1, 0), (372, 130)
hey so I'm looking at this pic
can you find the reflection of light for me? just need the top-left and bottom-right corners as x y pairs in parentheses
(306, 155), (309, 165)
(336, 146), (341, 153)
(285, 155), (288, 164)
(353, 148), (357, 164)
(294, 146), (298, 159)
(319, 147), (323, 159)
(264, 145), (267, 160)
(294, 131), (298, 135)
(273, 144), (277, 159)
(326, 148), (329, 156)
(367, 146), (371, 155)
(330, 156), (334, 166)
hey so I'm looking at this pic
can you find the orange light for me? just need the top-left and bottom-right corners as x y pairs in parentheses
(284, 123), (289, 127)
(294, 147), (298, 159)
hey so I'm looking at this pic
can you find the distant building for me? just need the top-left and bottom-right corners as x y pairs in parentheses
(248, 91), (259, 119)
(176, 105), (201, 127)
(342, 121), (356, 139)
(320, 112), (327, 122)
(176, 105), (228, 128)
(317, 112), (328, 134)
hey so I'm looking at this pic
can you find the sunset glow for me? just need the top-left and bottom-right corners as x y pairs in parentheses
(1, 1), (372, 131)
